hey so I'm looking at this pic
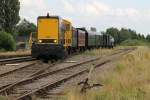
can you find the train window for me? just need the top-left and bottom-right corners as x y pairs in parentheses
(65, 24), (70, 31)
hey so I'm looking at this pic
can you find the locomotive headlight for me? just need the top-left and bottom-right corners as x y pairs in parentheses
(54, 39), (57, 43)
(39, 40), (42, 43)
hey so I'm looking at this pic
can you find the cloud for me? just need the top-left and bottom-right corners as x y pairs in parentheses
(19, 0), (143, 20)
(19, 0), (49, 22)
(83, 1), (140, 18)
(19, 0), (150, 35)
(59, 0), (141, 18)
(85, 1), (110, 15)
(61, 0), (74, 13)
(112, 8), (139, 18)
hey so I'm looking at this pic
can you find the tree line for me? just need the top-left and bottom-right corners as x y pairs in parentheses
(0, 0), (36, 51)
(103, 27), (150, 45)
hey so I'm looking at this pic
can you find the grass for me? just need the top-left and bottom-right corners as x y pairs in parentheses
(82, 47), (122, 56)
(0, 50), (31, 59)
(0, 96), (8, 100)
(82, 49), (111, 57)
(120, 39), (149, 46)
(65, 46), (150, 100)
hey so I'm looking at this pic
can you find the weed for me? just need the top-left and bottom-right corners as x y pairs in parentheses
(65, 46), (150, 100)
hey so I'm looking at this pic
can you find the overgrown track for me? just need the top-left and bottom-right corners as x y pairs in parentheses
(0, 56), (36, 65)
(0, 47), (136, 100)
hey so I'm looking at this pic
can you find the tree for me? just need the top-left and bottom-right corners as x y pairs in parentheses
(119, 28), (132, 42)
(105, 27), (145, 45)
(146, 35), (150, 42)
(128, 29), (137, 39)
(0, 31), (16, 51)
(0, 0), (20, 33)
(16, 19), (36, 36)
(105, 27), (120, 44)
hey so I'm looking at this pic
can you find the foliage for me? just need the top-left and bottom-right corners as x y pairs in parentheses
(105, 27), (147, 45)
(65, 47), (150, 100)
(96, 47), (150, 100)
(105, 27), (120, 44)
(146, 35), (150, 42)
(0, 0), (20, 34)
(16, 19), (36, 36)
(82, 49), (112, 56)
(120, 39), (148, 46)
(0, 96), (8, 100)
(0, 31), (16, 51)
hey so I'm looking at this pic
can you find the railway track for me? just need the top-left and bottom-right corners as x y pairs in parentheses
(0, 47), (136, 100)
(0, 61), (55, 91)
(43, 48), (136, 97)
(0, 55), (88, 91)
(0, 56), (36, 65)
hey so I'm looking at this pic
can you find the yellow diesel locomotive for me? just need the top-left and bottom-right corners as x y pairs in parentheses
(32, 14), (72, 58)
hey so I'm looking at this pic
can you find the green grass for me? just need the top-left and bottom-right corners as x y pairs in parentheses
(120, 39), (149, 46)
(81, 47), (120, 57)
(82, 49), (110, 56)
(65, 46), (150, 100)
(0, 96), (8, 100)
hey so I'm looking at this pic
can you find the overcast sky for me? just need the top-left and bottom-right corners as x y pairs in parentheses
(19, 0), (150, 36)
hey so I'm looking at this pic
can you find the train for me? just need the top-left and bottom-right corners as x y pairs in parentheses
(31, 14), (114, 59)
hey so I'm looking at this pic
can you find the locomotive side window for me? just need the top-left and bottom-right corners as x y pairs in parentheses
(65, 24), (71, 31)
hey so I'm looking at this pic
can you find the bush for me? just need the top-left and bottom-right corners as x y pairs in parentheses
(0, 31), (16, 51)
(120, 39), (148, 46)
(16, 19), (36, 36)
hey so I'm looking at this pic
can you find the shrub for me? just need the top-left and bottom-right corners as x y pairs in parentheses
(0, 31), (16, 51)
(120, 39), (148, 46)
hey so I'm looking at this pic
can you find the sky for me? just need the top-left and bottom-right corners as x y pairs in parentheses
(19, 0), (150, 36)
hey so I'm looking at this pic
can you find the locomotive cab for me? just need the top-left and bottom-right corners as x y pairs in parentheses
(32, 15), (71, 59)
(37, 16), (59, 44)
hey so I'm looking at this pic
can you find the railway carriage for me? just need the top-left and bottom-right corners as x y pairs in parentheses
(109, 35), (115, 48)
(71, 28), (87, 52)
(95, 32), (103, 48)
(85, 30), (103, 49)
(102, 34), (114, 48)
(76, 28), (86, 51)
(71, 27), (78, 52)
(87, 30), (97, 48)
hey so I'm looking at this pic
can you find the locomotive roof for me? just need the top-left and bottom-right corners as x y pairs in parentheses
(38, 16), (60, 19)
(75, 27), (102, 35)
(86, 30), (102, 35)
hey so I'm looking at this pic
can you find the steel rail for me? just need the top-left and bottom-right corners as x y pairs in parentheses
(0, 56), (103, 95)
(0, 56), (36, 65)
